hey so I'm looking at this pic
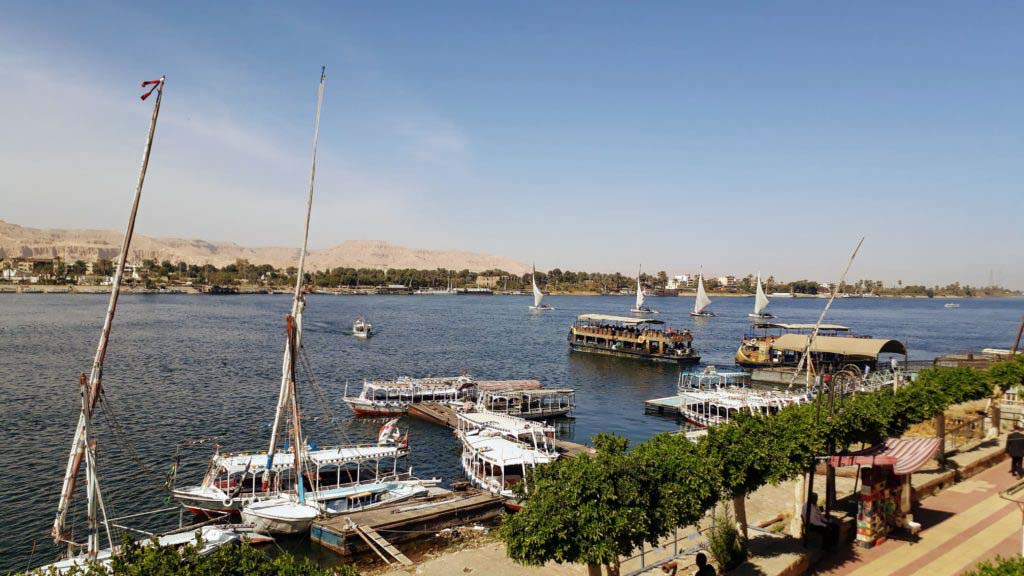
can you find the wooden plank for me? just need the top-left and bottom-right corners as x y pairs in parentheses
(351, 522), (391, 564)
(360, 525), (413, 566)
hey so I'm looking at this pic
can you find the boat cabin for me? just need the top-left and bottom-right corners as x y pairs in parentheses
(679, 387), (812, 428)
(568, 314), (700, 364)
(736, 323), (906, 372)
(678, 366), (752, 394)
(475, 388), (576, 419)
(343, 375), (474, 416)
(457, 412), (559, 499)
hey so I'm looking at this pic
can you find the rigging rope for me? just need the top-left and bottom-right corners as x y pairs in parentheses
(297, 343), (356, 446)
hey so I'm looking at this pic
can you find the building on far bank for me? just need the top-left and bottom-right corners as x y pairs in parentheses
(475, 275), (502, 288)
(667, 274), (695, 290)
(716, 275), (737, 288)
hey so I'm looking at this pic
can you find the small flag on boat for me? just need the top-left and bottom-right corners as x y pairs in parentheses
(140, 77), (163, 101)
(378, 417), (401, 445)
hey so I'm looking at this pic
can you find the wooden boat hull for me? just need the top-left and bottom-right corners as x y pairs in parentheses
(351, 405), (407, 416)
(569, 342), (700, 365)
(689, 312), (716, 317)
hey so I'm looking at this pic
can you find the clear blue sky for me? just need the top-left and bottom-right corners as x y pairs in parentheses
(2, 2), (1021, 287)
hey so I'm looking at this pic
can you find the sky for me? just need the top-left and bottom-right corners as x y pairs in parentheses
(1, 2), (1021, 287)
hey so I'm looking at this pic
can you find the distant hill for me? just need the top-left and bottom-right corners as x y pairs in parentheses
(0, 220), (529, 274)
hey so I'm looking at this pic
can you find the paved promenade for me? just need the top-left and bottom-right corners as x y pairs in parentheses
(815, 461), (1022, 576)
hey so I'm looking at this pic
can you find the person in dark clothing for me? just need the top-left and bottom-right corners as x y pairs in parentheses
(694, 552), (716, 576)
(1007, 424), (1024, 477)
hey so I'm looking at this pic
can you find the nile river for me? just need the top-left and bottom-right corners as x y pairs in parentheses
(1, 293), (1022, 571)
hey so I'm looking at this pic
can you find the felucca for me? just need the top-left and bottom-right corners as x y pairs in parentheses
(40, 77), (241, 574)
(749, 273), (774, 319)
(630, 265), (655, 314)
(689, 273), (715, 317)
(529, 263), (553, 310)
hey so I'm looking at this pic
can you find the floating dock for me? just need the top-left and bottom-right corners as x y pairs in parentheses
(408, 402), (593, 457)
(311, 488), (504, 560)
(643, 395), (685, 416)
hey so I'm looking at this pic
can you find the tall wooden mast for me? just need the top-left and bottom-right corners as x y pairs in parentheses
(52, 77), (166, 552)
(262, 68), (326, 502)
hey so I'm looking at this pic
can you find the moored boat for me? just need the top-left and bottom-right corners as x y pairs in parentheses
(457, 412), (559, 502)
(343, 375), (474, 416)
(677, 365), (812, 427)
(568, 314), (699, 364)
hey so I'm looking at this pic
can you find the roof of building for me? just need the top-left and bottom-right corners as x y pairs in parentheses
(576, 313), (665, 325)
(771, 334), (907, 357)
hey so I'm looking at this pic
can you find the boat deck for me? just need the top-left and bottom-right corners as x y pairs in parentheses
(311, 488), (504, 558)
(408, 403), (592, 457)
(644, 395), (686, 415)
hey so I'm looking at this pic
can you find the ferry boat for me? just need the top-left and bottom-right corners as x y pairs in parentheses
(568, 314), (699, 364)
(352, 317), (373, 338)
(677, 366), (812, 427)
(735, 323), (907, 373)
(457, 411), (559, 503)
(343, 375), (475, 416)
(475, 388), (576, 419)
(736, 322), (851, 368)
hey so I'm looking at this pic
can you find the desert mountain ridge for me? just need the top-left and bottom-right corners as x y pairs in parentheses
(0, 220), (529, 275)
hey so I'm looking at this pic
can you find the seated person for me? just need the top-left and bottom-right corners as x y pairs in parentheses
(694, 552), (715, 576)
(804, 492), (839, 550)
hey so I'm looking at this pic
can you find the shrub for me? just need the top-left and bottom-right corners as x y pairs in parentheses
(962, 555), (1024, 576)
(23, 536), (358, 576)
(705, 507), (746, 572)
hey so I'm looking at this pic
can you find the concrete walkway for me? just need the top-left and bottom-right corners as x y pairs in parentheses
(812, 461), (1021, 575)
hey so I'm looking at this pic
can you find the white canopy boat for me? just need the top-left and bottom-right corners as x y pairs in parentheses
(629, 265), (656, 314)
(352, 316), (373, 338)
(457, 412), (559, 504)
(689, 273), (715, 317)
(241, 496), (319, 536)
(529, 264), (553, 311)
(37, 78), (247, 574)
(749, 273), (775, 319)
(343, 375), (474, 416)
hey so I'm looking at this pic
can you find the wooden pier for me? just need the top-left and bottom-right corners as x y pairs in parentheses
(408, 402), (593, 457)
(311, 488), (504, 560)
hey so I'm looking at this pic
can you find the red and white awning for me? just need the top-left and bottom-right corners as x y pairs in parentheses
(829, 437), (940, 475)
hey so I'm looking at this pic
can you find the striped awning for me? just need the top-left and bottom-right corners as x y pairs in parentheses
(829, 437), (940, 475)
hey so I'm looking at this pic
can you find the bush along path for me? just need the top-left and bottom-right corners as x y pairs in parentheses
(499, 356), (1024, 576)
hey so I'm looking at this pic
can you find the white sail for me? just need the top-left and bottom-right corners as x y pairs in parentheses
(635, 267), (646, 309)
(694, 274), (711, 314)
(532, 265), (544, 308)
(754, 273), (770, 315)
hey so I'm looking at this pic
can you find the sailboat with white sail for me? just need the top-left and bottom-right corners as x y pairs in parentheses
(529, 264), (553, 311)
(689, 273), (715, 317)
(38, 77), (243, 574)
(630, 265), (655, 314)
(749, 273), (775, 319)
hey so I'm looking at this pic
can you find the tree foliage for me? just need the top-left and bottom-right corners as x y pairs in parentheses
(500, 356), (1024, 568)
(23, 536), (358, 576)
(963, 556), (1024, 576)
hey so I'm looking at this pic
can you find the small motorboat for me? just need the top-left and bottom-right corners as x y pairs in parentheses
(241, 496), (319, 535)
(944, 303), (960, 308)
(353, 317), (373, 338)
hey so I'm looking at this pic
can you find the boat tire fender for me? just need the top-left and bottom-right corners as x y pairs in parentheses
(222, 496), (233, 508)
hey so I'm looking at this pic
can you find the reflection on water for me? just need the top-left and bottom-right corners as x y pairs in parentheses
(0, 293), (1021, 570)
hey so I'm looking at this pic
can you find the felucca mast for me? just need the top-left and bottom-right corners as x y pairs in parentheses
(52, 77), (166, 553)
(263, 68), (326, 503)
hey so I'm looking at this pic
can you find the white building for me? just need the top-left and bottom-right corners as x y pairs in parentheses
(667, 274), (695, 290)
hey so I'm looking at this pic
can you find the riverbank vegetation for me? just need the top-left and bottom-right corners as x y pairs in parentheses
(3, 258), (1016, 297)
(499, 356), (1024, 575)
(23, 537), (358, 576)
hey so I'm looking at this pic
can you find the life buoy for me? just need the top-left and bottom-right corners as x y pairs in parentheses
(222, 497), (234, 508)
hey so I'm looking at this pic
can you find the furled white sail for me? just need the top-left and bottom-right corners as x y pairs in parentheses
(532, 265), (544, 308)
(694, 274), (711, 315)
(754, 274), (770, 315)
(635, 273), (646, 310)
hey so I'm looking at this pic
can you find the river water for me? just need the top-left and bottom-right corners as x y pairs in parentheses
(1, 293), (1022, 571)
